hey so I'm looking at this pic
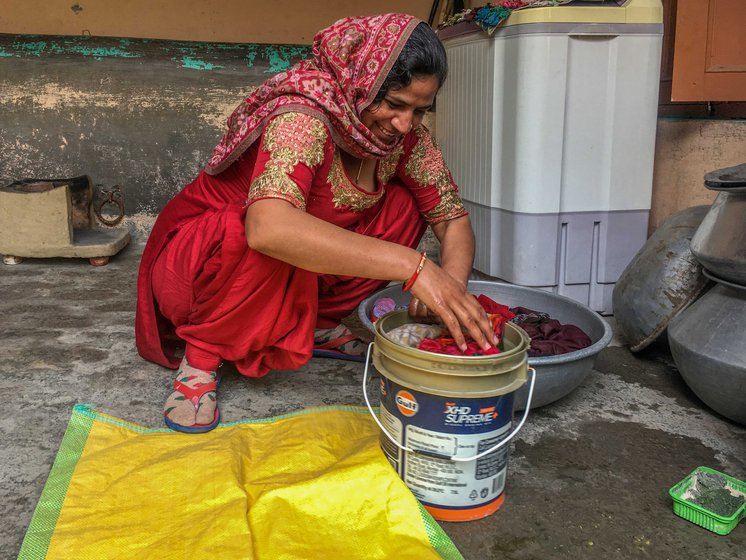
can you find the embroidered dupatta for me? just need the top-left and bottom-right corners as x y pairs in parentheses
(205, 13), (422, 175)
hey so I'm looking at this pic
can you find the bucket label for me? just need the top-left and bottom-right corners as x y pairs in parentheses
(395, 390), (418, 417)
(379, 377), (514, 511)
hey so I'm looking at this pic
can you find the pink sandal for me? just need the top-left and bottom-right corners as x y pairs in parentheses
(164, 368), (220, 433)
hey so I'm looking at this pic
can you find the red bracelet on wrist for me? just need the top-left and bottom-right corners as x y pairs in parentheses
(402, 252), (427, 292)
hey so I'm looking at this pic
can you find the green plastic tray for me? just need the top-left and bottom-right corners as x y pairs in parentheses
(669, 466), (746, 535)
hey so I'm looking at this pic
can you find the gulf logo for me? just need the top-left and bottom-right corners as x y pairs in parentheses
(395, 390), (418, 417)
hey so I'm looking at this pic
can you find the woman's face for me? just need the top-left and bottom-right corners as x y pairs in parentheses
(362, 75), (439, 145)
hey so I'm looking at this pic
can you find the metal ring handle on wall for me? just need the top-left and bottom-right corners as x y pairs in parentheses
(362, 342), (536, 463)
(94, 186), (125, 227)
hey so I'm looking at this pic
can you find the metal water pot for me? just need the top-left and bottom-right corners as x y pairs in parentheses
(690, 163), (746, 285)
(612, 205), (710, 352)
(667, 281), (746, 426)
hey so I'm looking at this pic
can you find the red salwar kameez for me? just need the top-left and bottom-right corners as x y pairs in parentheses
(136, 112), (467, 377)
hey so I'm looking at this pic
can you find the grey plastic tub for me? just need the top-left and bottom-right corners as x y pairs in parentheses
(358, 280), (612, 410)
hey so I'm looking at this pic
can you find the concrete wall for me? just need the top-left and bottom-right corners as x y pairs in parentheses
(0, 1), (435, 237)
(650, 119), (746, 233)
(0, 35), (310, 233)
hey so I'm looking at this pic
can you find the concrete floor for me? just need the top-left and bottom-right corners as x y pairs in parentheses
(1, 237), (745, 560)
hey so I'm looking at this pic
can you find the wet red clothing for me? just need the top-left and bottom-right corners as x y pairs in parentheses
(135, 113), (466, 376)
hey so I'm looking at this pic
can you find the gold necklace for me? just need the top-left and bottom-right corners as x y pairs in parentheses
(355, 158), (364, 183)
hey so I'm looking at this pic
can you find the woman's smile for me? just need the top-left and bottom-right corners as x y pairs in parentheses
(362, 75), (439, 143)
(375, 123), (400, 143)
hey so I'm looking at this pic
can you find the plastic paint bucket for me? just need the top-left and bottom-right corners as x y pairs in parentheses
(363, 311), (534, 522)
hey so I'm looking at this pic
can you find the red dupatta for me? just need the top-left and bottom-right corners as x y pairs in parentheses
(205, 13), (422, 175)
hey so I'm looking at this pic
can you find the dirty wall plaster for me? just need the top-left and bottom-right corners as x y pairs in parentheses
(0, 34), (310, 236)
(650, 118), (746, 233)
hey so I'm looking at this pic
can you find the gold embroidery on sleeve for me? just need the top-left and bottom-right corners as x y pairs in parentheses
(431, 190), (468, 223)
(405, 127), (467, 224)
(327, 150), (385, 212)
(247, 113), (328, 210)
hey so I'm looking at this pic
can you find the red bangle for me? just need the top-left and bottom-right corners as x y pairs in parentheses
(402, 252), (427, 292)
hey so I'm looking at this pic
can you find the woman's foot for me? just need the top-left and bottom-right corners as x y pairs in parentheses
(313, 324), (367, 362)
(163, 358), (220, 433)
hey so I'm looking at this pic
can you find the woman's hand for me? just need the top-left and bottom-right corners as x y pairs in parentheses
(408, 215), (493, 351)
(407, 260), (498, 352)
(407, 296), (438, 323)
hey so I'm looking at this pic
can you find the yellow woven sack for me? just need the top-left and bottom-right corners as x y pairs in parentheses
(18, 405), (463, 560)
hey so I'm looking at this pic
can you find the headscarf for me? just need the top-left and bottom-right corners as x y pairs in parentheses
(205, 13), (422, 175)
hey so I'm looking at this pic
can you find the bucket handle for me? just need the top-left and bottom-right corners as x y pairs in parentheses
(362, 342), (536, 463)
